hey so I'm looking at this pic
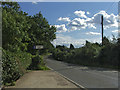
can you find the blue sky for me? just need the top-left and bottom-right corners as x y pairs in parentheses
(19, 2), (118, 48)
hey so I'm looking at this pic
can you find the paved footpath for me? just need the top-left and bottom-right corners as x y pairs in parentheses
(5, 70), (78, 88)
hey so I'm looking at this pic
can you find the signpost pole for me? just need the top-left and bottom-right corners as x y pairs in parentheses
(101, 15), (104, 46)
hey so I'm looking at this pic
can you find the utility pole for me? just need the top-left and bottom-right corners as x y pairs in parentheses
(101, 15), (103, 46)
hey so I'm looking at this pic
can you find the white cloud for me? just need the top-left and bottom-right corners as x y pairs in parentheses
(87, 11), (90, 15)
(54, 10), (118, 32)
(68, 18), (87, 30)
(86, 11), (118, 29)
(86, 32), (101, 35)
(74, 10), (87, 18)
(87, 23), (96, 29)
(32, 1), (38, 4)
(38, 0), (44, 1)
(54, 24), (67, 33)
(58, 17), (71, 22)
(69, 10), (118, 30)
(51, 34), (86, 48)
(51, 34), (101, 48)
(112, 30), (120, 33)
(71, 26), (78, 30)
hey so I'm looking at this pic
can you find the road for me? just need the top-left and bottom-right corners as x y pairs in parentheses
(46, 57), (118, 89)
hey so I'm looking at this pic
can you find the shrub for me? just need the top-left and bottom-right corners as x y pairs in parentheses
(2, 50), (21, 85)
(2, 49), (32, 85)
(52, 38), (119, 69)
(28, 55), (45, 70)
(14, 50), (32, 70)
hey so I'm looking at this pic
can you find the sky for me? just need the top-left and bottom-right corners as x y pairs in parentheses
(3, 0), (120, 2)
(18, 2), (119, 48)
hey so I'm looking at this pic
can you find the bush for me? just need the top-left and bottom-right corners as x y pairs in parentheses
(52, 38), (119, 70)
(28, 55), (45, 70)
(2, 50), (21, 85)
(14, 50), (32, 70)
(2, 49), (32, 85)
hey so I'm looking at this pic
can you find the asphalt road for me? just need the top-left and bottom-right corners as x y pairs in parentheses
(46, 57), (118, 88)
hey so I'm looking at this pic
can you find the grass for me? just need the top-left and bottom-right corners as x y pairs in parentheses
(5, 82), (15, 86)
(37, 65), (50, 70)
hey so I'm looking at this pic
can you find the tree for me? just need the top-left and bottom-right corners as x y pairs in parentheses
(103, 37), (111, 46)
(2, 2), (57, 85)
(2, 2), (30, 51)
(117, 38), (120, 45)
(85, 40), (91, 47)
(70, 44), (74, 49)
(2, 2), (56, 54)
(27, 12), (56, 54)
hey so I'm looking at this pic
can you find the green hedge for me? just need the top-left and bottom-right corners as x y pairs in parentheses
(52, 41), (119, 69)
(28, 54), (47, 70)
(2, 49), (32, 85)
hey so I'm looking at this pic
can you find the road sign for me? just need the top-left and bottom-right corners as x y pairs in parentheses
(34, 45), (43, 49)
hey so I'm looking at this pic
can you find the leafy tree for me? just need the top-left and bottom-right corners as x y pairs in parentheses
(2, 2), (56, 54)
(27, 12), (56, 54)
(2, 2), (57, 85)
(52, 37), (119, 69)
(70, 44), (74, 49)
(103, 37), (111, 46)
(2, 2), (30, 52)
(117, 38), (120, 45)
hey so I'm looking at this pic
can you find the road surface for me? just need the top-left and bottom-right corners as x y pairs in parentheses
(46, 57), (118, 89)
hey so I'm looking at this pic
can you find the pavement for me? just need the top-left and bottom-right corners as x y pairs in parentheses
(46, 58), (118, 88)
(5, 70), (78, 88)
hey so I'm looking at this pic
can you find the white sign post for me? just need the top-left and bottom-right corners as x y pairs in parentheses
(34, 45), (43, 49)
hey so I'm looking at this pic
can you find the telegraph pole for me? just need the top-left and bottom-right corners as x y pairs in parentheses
(101, 15), (104, 46)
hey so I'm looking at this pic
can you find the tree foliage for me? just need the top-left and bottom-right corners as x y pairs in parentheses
(2, 2), (56, 53)
(2, 2), (56, 85)
(52, 37), (119, 69)
(70, 44), (74, 49)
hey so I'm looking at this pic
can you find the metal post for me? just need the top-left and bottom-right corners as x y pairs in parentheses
(101, 15), (104, 46)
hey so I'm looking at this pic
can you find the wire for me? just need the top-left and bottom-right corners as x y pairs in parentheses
(105, 0), (116, 13)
